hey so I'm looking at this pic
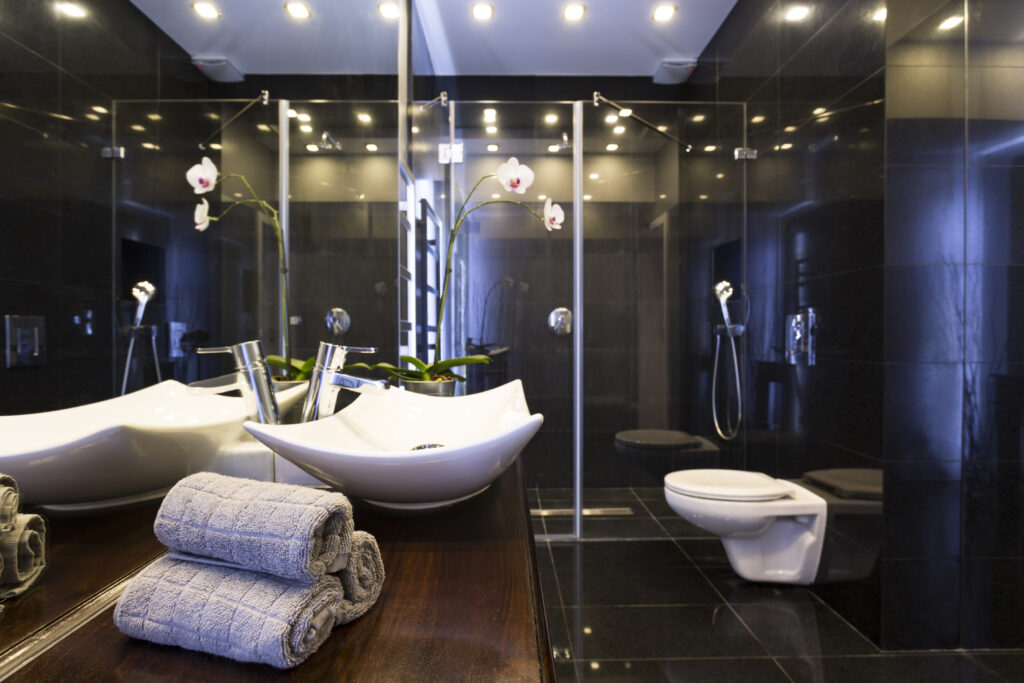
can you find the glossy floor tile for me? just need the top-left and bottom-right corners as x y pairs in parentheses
(536, 487), (1024, 682)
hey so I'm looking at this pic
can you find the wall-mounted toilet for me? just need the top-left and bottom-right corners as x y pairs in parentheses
(664, 468), (881, 585)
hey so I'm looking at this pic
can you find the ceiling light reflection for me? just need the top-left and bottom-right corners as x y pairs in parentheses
(191, 2), (219, 20)
(785, 5), (810, 21)
(563, 4), (586, 21)
(652, 5), (676, 22)
(472, 3), (493, 20)
(285, 2), (311, 19)
(378, 2), (400, 19)
(938, 15), (963, 30)
(56, 2), (88, 18)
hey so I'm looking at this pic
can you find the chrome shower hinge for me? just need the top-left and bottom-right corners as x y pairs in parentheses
(733, 147), (757, 160)
(437, 143), (464, 164)
(101, 146), (126, 159)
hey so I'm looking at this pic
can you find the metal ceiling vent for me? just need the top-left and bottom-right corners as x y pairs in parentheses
(192, 57), (245, 83)
(652, 59), (698, 85)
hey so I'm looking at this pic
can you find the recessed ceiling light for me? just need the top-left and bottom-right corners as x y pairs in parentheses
(781, 142), (794, 150)
(411, 126), (420, 133)
(699, 194), (708, 200)
(784, 125), (797, 132)
(938, 15), (963, 30)
(378, 2), (400, 19)
(285, 2), (311, 19)
(209, 143), (222, 150)
(366, 143), (378, 152)
(257, 123), (271, 132)
(589, 173), (599, 179)
(287, 108), (297, 118)
(191, 2), (220, 20)
(491, 193), (500, 199)
(583, 194), (592, 200)
(691, 114), (705, 123)
(85, 113), (100, 121)
(547, 144), (560, 152)
(652, 5), (676, 22)
(538, 194), (547, 200)
(483, 108), (497, 123)
(147, 113), (162, 121)
(55, 2), (87, 18)
(563, 4), (586, 21)
(130, 124), (145, 132)
(812, 107), (826, 115)
(207, 112), (220, 120)
(785, 5), (810, 21)
(656, 125), (668, 132)
(472, 3), (493, 20)
(750, 115), (765, 124)
(141, 142), (159, 150)
(91, 105), (109, 114)
(486, 125), (497, 134)
(357, 112), (372, 123)
(297, 112), (311, 122)
(306, 144), (318, 152)
(299, 124), (313, 133)
(544, 113), (558, 124)
(716, 173), (725, 179)
(604, 114), (618, 124)
(618, 108), (632, 117)
(606, 143), (618, 151)
(704, 145), (717, 152)
(486, 144), (499, 152)
(659, 193), (667, 199)
(613, 125), (625, 134)
(872, 8), (886, 22)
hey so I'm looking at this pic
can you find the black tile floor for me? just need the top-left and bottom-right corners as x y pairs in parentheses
(530, 487), (1024, 682)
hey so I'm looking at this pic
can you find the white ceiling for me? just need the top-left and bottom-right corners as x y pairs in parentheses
(129, 0), (737, 78)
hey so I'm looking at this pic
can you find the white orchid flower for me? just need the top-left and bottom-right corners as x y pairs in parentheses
(186, 156), (219, 194)
(543, 198), (564, 231)
(194, 198), (210, 231)
(496, 157), (534, 194)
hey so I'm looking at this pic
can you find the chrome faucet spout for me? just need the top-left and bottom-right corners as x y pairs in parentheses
(197, 340), (280, 424)
(300, 342), (380, 422)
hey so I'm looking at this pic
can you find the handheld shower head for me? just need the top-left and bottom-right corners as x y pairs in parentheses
(320, 131), (342, 151)
(714, 280), (733, 326)
(131, 281), (156, 327)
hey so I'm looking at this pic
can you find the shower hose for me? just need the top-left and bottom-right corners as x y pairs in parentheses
(711, 330), (742, 440)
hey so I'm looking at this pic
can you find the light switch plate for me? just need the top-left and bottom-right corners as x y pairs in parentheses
(5, 315), (46, 368)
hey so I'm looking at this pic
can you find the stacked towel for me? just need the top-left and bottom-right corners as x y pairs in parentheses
(0, 473), (46, 600)
(114, 473), (384, 669)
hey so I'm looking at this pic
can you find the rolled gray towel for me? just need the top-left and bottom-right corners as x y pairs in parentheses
(114, 556), (342, 669)
(0, 514), (45, 598)
(334, 531), (384, 625)
(0, 474), (19, 533)
(154, 472), (353, 583)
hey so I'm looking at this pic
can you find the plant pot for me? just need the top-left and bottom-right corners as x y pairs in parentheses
(401, 378), (456, 397)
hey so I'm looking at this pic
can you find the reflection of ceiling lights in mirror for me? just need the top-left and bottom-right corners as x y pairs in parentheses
(785, 5), (810, 21)
(589, 173), (599, 179)
(938, 15), (963, 30)
(699, 194), (708, 200)
(209, 143), (222, 150)
(781, 142), (793, 149)
(297, 112), (311, 122)
(544, 114), (558, 124)
(306, 144), (318, 152)
(472, 3), (493, 21)
(299, 124), (313, 133)
(659, 193), (667, 199)
(85, 113), (100, 121)
(92, 106), (109, 114)
(257, 123), (271, 132)
(604, 114), (617, 124)
(583, 194), (592, 200)
(691, 114), (705, 123)
(486, 125), (497, 134)
(287, 108), (297, 118)
(547, 144), (560, 152)
(378, 2), (400, 19)
(191, 2), (219, 20)
(538, 194), (547, 200)
(652, 5), (675, 22)
(486, 144), (499, 152)
(784, 125), (797, 132)
(491, 193), (500, 199)
(141, 142), (160, 150)
(357, 113), (372, 123)
(657, 125), (668, 132)
(563, 4), (586, 21)
(872, 8), (886, 22)
(750, 115), (765, 124)
(716, 173), (725, 179)
(365, 143), (378, 151)
(812, 107), (826, 115)
(147, 113), (162, 121)
(704, 145), (716, 152)
(284, 2), (311, 19)
(483, 108), (497, 123)
(56, 2), (88, 17)
(411, 126), (419, 133)
(606, 143), (618, 151)
(613, 125), (625, 134)
(618, 108), (632, 117)
(131, 125), (145, 132)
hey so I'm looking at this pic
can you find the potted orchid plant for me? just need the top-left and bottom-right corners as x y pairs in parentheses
(186, 157), (292, 376)
(347, 157), (563, 394)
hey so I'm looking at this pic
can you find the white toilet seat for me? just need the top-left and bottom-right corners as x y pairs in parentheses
(665, 469), (793, 501)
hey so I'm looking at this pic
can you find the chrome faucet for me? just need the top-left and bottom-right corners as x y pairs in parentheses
(300, 341), (385, 422)
(197, 340), (280, 424)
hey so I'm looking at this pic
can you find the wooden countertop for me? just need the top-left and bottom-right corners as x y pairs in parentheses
(5, 461), (554, 681)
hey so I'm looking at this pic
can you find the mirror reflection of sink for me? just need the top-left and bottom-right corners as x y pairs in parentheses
(0, 380), (308, 509)
(244, 380), (544, 509)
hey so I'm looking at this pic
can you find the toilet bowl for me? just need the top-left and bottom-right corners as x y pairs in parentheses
(664, 469), (828, 585)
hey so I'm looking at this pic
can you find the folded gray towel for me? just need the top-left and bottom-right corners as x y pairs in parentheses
(335, 531), (384, 625)
(154, 473), (353, 583)
(114, 556), (342, 669)
(0, 474), (19, 533)
(0, 514), (45, 598)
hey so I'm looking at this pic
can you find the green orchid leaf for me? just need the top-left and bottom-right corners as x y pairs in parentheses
(266, 354), (304, 372)
(400, 355), (429, 372)
(299, 356), (317, 375)
(431, 354), (492, 374)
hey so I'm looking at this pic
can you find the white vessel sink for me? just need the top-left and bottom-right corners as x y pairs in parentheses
(0, 380), (308, 507)
(244, 380), (544, 509)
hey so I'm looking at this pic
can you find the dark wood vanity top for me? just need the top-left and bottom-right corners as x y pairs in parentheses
(5, 461), (554, 681)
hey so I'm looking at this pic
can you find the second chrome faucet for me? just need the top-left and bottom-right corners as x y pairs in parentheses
(300, 342), (387, 422)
